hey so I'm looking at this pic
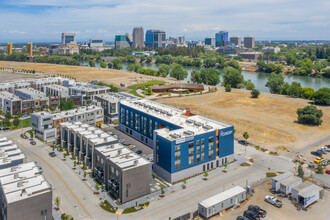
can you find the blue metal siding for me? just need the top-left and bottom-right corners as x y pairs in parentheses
(155, 135), (173, 173)
(218, 126), (234, 157)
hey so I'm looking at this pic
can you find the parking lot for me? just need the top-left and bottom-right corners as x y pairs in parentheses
(211, 180), (330, 220)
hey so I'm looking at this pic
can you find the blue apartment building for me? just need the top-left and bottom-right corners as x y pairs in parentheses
(118, 99), (234, 183)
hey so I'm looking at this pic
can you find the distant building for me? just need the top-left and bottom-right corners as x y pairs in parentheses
(205, 38), (215, 47)
(187, 41), (204, 48)
(262, 46), (280, 53)
(230, 36), (241, 47)
(244, 36), (255, 48)
(31, 112), (57, 141)
(27, 42), (33, 56)
(62, 33), (76, 45)
(14, 88), (46, 100)
(145, 29), (166, 49)
(0, 162), (52, 220)
(215, 31), (229, 47)
(6, 43), (12, 56)
(129, 51), (155, 56)
(217, 45), (238, 55)
(115, 35), (131, 50)
(88, 39), (104, 51)
(132, 27), (145, 48)
(178, 36), (185, 45)
(239, 52), (263, 60)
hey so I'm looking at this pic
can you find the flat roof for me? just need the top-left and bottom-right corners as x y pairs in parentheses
(273, 172), (294, 182)
(292, 181), (313, 192)
(0, 137), (8, 143)
(199, 186), (246, 208)
(0, 91), (21, 101)
(96, 144), (150, 170)
(281, 176), (301, 186)
(43, 84), (69, 91)
(121, 99), (232, 140)
(0, 162), (38, 178)
(15, 88), (46, 96)
(298, 184), (323, 198)
(95, 92), (136, 102)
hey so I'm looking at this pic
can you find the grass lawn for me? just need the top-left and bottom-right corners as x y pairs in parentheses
(128, 80), (167, 98)
(9, 118), (31, 129)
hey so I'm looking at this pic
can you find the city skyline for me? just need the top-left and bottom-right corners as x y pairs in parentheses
(0, 0), (329, 42)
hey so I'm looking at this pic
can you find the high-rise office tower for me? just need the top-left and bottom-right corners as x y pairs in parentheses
(145, 29), (166, 49)
(6, 42), (12, 56)
(61, 33), (76, 45)
(132, 27), (145, 48)
(244, 36), (255, 48)
(230, 36), (241, 47)
(115, 35), (131, 50)
(205, 38), (215, 47)
(215, 31), (229, 47)
(27, 42), (33, 56)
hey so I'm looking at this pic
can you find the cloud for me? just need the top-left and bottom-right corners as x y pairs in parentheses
(7, 30), (27, 34)
(0, 0), (329, 41)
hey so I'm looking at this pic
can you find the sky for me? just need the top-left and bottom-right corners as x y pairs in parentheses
(0, 0), (329, 42)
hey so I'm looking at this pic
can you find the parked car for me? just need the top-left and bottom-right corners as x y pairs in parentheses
(321, 147), (330, 152)
(243, 210), (260, 220)
(314, 157), (325, 164)
(325, 145), (330, 148)
(320, 159), (330, 166)
(135, 150), (142, 155)
(265, 195), (282, 208)
(326, 170), (330, 175)
(319, 148), (328, 154)
(30, 140), (36, 145)
(238, 139), (249, 146)
(311, 151), (322, 157)
(49, 152), (56, 157)
(248, 205), (267, 218)
(236, 216), (250, 220)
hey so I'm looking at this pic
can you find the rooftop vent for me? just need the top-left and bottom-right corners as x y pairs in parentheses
(184, 130), (194, 136)
(117, 149), (122, 155)
(194, 121), (203, 127)
(134, 160), (139, 166)
(20, 189), (27, 197)
(17, 181), (24, 188)
(186, 119), (194, 124)
(14, 173), (19, 179)
(203, 125), (213, 130)
(10, 166), (17, 172)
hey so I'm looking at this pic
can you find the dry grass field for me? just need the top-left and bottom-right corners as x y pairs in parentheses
(157, 89), (330, 150)
(0, 61), (175, 88)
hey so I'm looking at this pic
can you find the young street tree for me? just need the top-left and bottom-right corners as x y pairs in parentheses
(243, 132), (249, 140)
(297, 164), (304, 179)
(55, 196), (61, 209)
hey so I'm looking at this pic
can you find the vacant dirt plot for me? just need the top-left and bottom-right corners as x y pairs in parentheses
(157, 89), (330, 150)
(0, 71), (42, 82)
(0, 61), (175, 88)
(213, 181), (330, 220)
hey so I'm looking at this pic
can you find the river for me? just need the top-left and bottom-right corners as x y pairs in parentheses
(80, 62), (330, 93)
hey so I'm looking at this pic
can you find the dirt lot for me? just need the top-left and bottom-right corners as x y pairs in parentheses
(157, 89), (330, 151)
(0, 61), (176, 88)
(0, 71), (42, 82)
(212, 181), (330, 220)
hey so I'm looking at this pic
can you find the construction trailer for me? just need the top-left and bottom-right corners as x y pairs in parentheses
(291, 182), (324, 209)
(272, 172), (294, 192)
(198, 186), (246, 219)
(279, 176), (302, 195)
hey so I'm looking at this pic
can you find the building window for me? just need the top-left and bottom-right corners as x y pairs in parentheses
(175, 145), (181, 170)
(201, 139), (205, 161)
(149, 119), (153, 137)
(188, 141), (194, 166)
(130, 112), (134, 128)
(208, 137), (214, 159)
(125, 110), (129, 125)
(120, 108), (125, 123)
(135, 113), (140, 131)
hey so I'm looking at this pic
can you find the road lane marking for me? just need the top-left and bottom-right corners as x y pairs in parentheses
(11, 138), (92, 219)
(140, 169), (256, 220)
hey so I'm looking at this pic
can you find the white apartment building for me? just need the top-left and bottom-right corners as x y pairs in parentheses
(0, 162), (52, 220)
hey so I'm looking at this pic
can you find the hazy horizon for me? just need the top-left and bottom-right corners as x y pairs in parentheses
(0, 0), (329, 42)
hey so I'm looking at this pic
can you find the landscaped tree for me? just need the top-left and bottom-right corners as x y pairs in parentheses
(223, 67), (244, 88)
(297, 164), (304, 179)
(13, 117), (20, 127)
(66, 98), (76, 110)
(200, 68), (220, 86)
(111, 58), (123, 70)
(146, 86), (152, 95)
(287, 81), (302, 98)
(313, 87), (330, 105)
(317, 164), (324, 174)
(170, 63), (188, 80)
(107, 62), (113, 69)
(245, 81), (255, 90)
(100, 62), (107, 68)
(243, 132), (249, 141)
(225, 84), (231, 92)
(158, 64), (170, 76)
(297, 105), (323, 126)
(3, 118), (10, 128)
(265, 72), (284, 94)
(55, 196), (61, 209)
(89, 60), (96, 67)
(251, 89), (260, 98)
(300, 88), (315, 100)
(191, 70), (202, 84)
(127, 63), (142, 73)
